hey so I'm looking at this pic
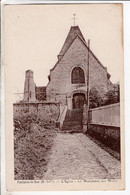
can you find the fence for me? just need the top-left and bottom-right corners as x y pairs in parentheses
(88, 103), (120, 127)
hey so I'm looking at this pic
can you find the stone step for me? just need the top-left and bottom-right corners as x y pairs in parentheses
(64, 116), (82, 121)
(62, 108), (83, 132)
(63, 121), (81, 126)
(61, 128), (82, 133)
(62, 124), (82, 130)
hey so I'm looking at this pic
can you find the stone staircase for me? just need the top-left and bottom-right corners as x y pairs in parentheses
(62, 108), (83, 133)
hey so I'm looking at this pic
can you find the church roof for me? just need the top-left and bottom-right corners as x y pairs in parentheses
(49, 26), (111, 81)
(58, 26), (86, 59)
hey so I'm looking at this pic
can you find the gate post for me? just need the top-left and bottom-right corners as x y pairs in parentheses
(83, 104), (88, 134)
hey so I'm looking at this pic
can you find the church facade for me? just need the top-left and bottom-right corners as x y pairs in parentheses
(23, 26), (113, 111)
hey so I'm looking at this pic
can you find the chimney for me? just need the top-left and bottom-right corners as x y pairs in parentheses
(23, 70), (36, 102)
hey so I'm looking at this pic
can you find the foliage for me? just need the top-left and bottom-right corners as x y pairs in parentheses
(89, 87), (104, 108)
(89, 83), (120, 108)
(103, 83), (120, 105)
(14, 111), (57, 180)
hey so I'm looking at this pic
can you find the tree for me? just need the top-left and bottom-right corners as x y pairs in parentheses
(89, 87), (104, 108)
(103, 83), (120, 105)
(89, 83), (120, 109)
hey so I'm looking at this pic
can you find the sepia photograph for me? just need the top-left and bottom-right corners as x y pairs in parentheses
(4, 3), (124, 191)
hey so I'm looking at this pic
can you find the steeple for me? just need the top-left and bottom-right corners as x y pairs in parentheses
(58, 26), (86, 60)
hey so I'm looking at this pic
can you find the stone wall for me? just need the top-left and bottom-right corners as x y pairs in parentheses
(88, 124), (120, 140)
(88, 124), (120, 153)
(46, 36), (111, 109)
(87, 103), (120, 146)
(13, 102), (60, 124)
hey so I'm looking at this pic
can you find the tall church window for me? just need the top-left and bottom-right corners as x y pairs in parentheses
(71, 67), (85, 84)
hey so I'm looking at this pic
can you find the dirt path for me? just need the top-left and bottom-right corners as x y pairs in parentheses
(43, 133), (121, 180)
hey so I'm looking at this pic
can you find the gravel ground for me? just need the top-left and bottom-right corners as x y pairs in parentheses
(43, 133), (121, 180)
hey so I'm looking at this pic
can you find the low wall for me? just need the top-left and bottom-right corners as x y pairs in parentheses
(13, 102), (60, 124)
(89, 103), (120, 127)
(88, 124), (120, 153)
(88, 124), (120, 140)
(88, 103), (120, 153)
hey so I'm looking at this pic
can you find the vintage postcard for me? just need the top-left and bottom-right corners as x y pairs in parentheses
(4, 3), (125, 191)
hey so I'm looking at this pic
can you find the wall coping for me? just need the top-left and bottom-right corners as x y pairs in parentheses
(13, 102), (60, 105)
(90, 122), (120, 128)
(89, 102), (120, 111)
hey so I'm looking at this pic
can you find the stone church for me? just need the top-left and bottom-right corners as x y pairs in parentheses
(23, 25), (113, 111)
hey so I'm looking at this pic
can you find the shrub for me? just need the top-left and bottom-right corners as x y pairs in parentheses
(103, 83), (120, 105)
(89, 83), (120, 108)
(89, 87), (104, 108)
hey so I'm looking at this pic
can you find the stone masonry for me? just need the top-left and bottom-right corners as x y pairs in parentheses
(20, 26), (113, 112)
(46, 26), (113, 110)
(23, 70), (36, 102)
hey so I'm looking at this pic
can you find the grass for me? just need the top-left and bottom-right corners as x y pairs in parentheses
(14, 111), (57, 180)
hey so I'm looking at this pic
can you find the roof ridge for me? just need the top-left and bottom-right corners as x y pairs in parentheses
(51, 34), (79, 71)
(58, 26), (86, 59)
(77, 34), (106, 70)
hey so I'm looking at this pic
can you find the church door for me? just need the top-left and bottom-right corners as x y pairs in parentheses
(72, 93), (85, 109)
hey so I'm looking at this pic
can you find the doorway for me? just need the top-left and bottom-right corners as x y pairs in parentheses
(72, 93), (86, 109)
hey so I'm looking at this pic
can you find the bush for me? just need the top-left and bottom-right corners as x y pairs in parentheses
(103, 83), (120, 105)
(89, 83), (120, 108)
(89, 87), (104, 108)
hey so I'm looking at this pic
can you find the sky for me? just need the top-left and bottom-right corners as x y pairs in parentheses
(4, 4), (123, 101)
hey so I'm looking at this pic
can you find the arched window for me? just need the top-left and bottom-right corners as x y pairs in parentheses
(71, 67), (85, 84)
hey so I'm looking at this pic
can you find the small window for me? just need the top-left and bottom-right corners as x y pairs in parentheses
(71, 67), (85, 84)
